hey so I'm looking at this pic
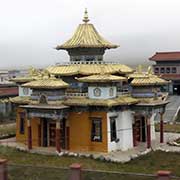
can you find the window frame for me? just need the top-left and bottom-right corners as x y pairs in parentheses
(110, 116), (117, 142)
(166, 67), (170, 74)
(172, 67), (177, 74)
(154, 67), (159, 74)
(160, 67), (165, 73)
(91, 117), (102, 142)
(19, 112), (25, 134)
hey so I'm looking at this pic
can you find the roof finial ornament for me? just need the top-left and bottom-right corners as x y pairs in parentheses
(137, 65), (142, 73)
(83, 8), (90, 23)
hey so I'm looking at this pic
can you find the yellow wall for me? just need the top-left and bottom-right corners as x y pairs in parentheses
(16, 107), (108, 152)
(68, 111), (108, 152)
(31, 117), (40, 146)
(16, 107), (40, 147)
(16, 107), (27, 145)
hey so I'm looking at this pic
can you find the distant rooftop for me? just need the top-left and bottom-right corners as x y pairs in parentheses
(149, 52), (180, 61)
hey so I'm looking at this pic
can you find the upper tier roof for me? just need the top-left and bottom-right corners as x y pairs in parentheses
(47, 63), (134, 76)
(56, 9), (118, 50)
(131, 74), (169, 86)
(77, 74), (127, 83)
(149, 52), (180, 61)
(22, 76), (69, 89)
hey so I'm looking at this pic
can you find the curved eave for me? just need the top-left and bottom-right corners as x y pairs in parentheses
(131, 82), (169, 86)
(56, 44), (119, 50)
(21, 85), (69, 89)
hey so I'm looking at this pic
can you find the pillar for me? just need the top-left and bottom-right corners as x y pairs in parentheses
(0, 159), (8, 180)
(69, 163), (82, 180)
(56, 121), (61, 153)
(133, 124), (137, 147)
(157, 171), (171, 180)
(27, 119), (32, 150)
(160, 113), (164, 143)
(146, 116), (151, 149)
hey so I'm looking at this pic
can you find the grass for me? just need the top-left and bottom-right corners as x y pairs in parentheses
(0, 124), (16, 139)
(0, 146), (180, 179)
(155, 123), (180, 133)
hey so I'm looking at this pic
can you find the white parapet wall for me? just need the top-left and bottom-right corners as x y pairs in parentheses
(88, 86), (117, 99)
(107, 110), (134, 152)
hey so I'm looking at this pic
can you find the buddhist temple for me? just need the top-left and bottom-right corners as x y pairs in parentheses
(11, 9), (169, 153)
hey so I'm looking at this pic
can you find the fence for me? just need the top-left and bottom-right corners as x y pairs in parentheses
(0, 159), (180, 180)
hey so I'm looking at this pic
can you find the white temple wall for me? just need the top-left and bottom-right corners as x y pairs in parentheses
(88, 86), (117, 99)
(107, 110), (134, 152)
(19, 86), (32, 97)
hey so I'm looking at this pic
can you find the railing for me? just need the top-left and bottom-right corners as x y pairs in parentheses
(65, 92), (88, 98)
(56, 61), (124, 66)
(65, 92), (130, 98)
(117, 91), (130, 96)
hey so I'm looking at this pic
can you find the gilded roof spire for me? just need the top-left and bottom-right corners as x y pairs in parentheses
(83, 8), (90, 23)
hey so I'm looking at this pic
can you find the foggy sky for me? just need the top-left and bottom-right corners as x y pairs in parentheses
(1, 0), (180, 69)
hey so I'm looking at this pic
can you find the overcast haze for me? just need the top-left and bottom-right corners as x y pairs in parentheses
(1, 0), (180, 69)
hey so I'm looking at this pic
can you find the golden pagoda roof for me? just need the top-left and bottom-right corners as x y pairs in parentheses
(131, 75), (169, 86)
(77, 74), (127, 83)
(56, 9), (118, 50)
(10, 96), (30, 104)
(64, 95), (138, 107)
(128, 72), (149, 79)
(47, 63), (133, 76)
(22, 76), (69, 89)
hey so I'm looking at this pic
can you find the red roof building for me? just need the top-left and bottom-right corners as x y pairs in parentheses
(149, 52), (180, 61)
(149, 52), (180, 95)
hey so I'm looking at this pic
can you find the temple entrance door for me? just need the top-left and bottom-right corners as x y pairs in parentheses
(49, 123), (56, 146)
(48, 119), (67, 149)
(60, 118), (66, 149)
(133, 116), (146, 145)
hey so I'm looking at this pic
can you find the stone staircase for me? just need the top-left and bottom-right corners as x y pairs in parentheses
(163, 96), (180, 122)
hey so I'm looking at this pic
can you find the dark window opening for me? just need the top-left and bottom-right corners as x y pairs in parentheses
(110, 117), (117, 142)
(172, 67), (177, 74)
(19, 112), (25, 134)
(39, 95), (48, 104)
(91, 118), (102, 142)
(166, 67), (170, 74)
(160, 67), (165, 73)
(154, 67), (159, 73)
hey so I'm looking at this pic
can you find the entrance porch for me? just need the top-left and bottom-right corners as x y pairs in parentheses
(20, 104), (69, 153)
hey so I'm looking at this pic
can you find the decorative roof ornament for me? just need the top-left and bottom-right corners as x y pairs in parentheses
(137, 65), (142, 74)
(28, 67), (40, 77)
(83, 8), (90, 23)
(147, 66), (153, 75)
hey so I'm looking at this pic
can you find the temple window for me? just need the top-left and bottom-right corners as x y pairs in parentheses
(160, 67), (165, 73)
(166, 67), (170, 74)
(23, 88), (29, 95)
(91, 118), (102, 142)
(39, 95), (48, 104)
(93, 87), (101, 97)
(154, 67), (159, 73)
(172, 67), (177, 73)
(110, 116), (117, 142)
(19, 112), (25, 134)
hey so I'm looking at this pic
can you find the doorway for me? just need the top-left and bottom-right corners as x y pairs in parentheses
(49, 123), (56, 146)
(133, 115), (146, 144)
